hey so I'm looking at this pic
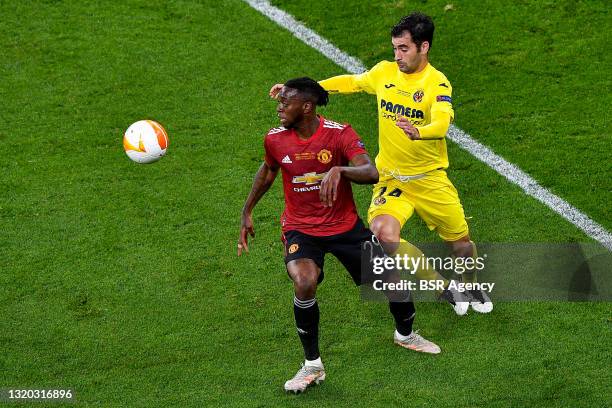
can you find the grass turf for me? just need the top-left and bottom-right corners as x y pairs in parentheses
(0, 0), (610, 406)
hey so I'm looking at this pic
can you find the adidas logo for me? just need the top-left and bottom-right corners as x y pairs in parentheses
(282, 155), (293, 164)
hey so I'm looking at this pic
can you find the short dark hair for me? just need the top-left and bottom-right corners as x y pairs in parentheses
(391, 12), (434, 51)
(284, 77), (329, 106)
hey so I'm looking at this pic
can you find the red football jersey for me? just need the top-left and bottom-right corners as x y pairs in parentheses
(264, 116), (368, 236)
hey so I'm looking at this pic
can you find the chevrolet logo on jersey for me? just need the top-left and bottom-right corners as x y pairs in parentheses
(292, 172), (326, 185)
(380, 99), (424, 119)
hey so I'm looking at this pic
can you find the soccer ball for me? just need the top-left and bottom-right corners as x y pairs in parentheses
(123, 120), (169, 164)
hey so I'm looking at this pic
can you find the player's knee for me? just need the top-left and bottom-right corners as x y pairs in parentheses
(287, 259), (319, 298)
(293, 271), (318, 299)
(370, 216), (401, 244)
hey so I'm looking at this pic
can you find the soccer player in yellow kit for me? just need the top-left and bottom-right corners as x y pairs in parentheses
(271, 12), (492, 314)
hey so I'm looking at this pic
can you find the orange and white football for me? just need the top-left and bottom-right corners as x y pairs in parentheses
(123, 120), (169, 164)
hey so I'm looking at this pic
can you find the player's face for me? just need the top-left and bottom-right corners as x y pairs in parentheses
(392, 32), (428, 74)
(276, 87), (306, 128)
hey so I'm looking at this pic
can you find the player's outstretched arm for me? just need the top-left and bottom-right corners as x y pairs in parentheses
(238, 162), (279, 255)
(318, 75), (366, 94)
(319, 154), (378, 207)
(269, 73), (369, 99)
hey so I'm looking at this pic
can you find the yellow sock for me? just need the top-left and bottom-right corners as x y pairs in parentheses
(394, 239), (449, 295)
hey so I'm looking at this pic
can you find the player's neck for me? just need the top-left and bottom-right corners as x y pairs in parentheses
(415, 59), (429, 73)
(404, 59), (429, 75)
(294, 116), (320, 140)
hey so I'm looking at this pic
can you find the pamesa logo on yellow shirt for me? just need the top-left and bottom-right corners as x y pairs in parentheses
(380, 98), (425, 125)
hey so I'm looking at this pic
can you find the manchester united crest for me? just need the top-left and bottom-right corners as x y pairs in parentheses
(413, 89), (424, 103)
(317, 149), (332, 164)
(288, 244), (299, 254)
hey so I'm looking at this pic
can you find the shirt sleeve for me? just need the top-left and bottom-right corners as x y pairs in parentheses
(263, 136), (279, 168)
(339, 125), (368, 162)
(319, 62), (384, 95)
(417, 110), (451, 139)
(430, 80), (454, 121)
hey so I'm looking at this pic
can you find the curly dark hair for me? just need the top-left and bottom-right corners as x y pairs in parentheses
(284, 77), (329, 106)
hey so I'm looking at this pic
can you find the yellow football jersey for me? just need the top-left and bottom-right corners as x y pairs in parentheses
(320, 61), (454, 175)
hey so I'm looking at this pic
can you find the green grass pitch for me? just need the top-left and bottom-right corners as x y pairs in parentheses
(1, 0), (610, 406)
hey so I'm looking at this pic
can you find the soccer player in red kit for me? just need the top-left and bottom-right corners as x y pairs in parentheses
(238, 77), (440, 394)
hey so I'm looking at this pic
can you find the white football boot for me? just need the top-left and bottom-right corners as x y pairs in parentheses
(468, 289), (493, 313)
(394, 330), (441, 354)
(284, 363), (326, 393)
(439, 284), (469, 316)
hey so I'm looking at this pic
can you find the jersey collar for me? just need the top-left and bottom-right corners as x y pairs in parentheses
(399, 62), (432, 80)
(292, 115), (325, 145)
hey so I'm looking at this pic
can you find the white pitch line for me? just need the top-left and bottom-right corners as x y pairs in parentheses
(244, 0), (612, 251)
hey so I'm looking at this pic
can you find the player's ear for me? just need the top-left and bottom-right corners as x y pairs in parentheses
(303, 101), (314, 114)
(420, 41), (430, 54)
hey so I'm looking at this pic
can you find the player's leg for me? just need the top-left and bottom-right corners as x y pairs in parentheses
(287, 259), (321, 363)
(283, 232), (326, 393)
(448, 235), (476, 283)
(412, 170), (492, 313)
(369, 181), (457, 314)
(368, 181), (449, 286)
(447, 236), (493, 313)
(328, 220), (440, 354)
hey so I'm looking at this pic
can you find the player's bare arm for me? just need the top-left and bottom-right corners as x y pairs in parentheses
(319, 154), (378, 208)
(238, 161), (279, 255)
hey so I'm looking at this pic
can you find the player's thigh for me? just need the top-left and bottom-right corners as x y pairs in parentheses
(367, 178), (415, 228)
(413, 172), (469, 241)
(283, 230), (325, 285)
(326, 219), (383, 286)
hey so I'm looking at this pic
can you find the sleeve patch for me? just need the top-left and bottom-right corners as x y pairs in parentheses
(436, 95), (452, 103)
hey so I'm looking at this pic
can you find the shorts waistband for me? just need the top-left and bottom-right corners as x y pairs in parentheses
(381, 167), (443, 182)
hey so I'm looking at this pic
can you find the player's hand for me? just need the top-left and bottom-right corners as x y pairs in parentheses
(269, 83), (284, 99)
(238, 212), (255, 256)
(319, 167), (342, 207)
(396, 116), (421, 140)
